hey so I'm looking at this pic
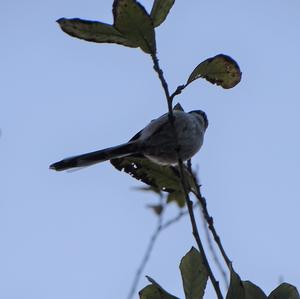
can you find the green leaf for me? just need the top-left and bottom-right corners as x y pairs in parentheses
(167, 191), (185, 208)
(179, 247), (208, 299)
(56, 18), (136, 47)
(226, 269), (245, 299)
(139, 276), (179, 299)
(57, 0), (156, 54)
(111, 156), (182, 192)
(113, 0), (156, 54)
(187, 54), (242, 89)
(150, 0), (175, 27)
(268, 283), (300, 299)
(139, 285), (163, 299)
(111, 156), (196, 206)
(243, 281), (267, 299)
(226, 268), (267, 299)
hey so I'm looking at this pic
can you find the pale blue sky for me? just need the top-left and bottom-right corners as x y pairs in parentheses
(1, 0), (300, 298)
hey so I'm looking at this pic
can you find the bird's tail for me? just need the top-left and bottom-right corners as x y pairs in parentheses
(50, 141), (139, 171)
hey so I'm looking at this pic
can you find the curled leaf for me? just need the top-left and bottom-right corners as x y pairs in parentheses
(187, 54), (241, 89)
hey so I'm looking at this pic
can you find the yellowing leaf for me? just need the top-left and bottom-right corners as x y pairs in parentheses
(187, 54), (241, 89)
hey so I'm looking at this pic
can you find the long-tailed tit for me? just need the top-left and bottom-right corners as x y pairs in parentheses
(50, 110), (208, 171)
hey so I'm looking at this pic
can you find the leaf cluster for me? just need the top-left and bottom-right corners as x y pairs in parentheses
(139, 248), (300, 299)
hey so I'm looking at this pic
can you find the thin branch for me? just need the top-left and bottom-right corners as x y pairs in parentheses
(177, 161), (223, 299)
(161, 203), (197, 230)
(170, 84), (186, 102)
(187, 161), (229, 286)
(127, 200), (164, 299)
(187, 160), (232, 269)
(127, 202), (197, 299)
(201, 211), (229, 287)
(151, 53), (224, 299)
(151, 54), (174, 120)
(192, 189), (232, 268)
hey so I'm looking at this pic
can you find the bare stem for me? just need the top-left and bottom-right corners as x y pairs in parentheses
(151, 53), (224, 299)
(187, 161), (232, 269)
(151, 54), (174, 120)
(201, 211), (229, 287)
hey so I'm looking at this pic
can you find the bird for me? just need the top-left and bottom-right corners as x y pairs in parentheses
(49, 110), (208, 171)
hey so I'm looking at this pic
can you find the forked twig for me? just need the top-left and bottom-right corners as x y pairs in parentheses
(127, 201), (198, 299)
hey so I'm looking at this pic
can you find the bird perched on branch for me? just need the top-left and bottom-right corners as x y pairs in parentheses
(50, 110), (208, 171)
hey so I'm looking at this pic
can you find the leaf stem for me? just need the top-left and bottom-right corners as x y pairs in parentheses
(170, 84), (186, 102)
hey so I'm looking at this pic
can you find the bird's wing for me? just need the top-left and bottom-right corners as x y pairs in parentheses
(129, 129), (143, 141)
(128, 115), (167, 141)
(130, 111), (182, 142)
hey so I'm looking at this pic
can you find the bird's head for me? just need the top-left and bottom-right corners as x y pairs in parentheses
(189, 110), (209, 130)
